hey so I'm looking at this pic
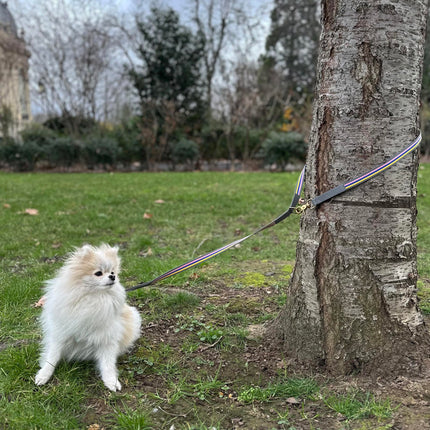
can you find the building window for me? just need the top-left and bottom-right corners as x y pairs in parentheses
(18, 69), (29, 120)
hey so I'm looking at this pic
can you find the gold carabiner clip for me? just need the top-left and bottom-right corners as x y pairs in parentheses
(294, 199), (311, 215)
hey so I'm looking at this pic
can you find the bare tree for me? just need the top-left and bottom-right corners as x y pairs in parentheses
(265, 0), (320, 99)
(12, 0), (130, 128)
(269, 0), (430, 376)
(217, 58), (287, 164)
(192, 0), (230, 118)
(191, 0), (266, 119)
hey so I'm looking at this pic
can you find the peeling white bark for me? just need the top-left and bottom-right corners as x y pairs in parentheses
(273, 0), (430, 375)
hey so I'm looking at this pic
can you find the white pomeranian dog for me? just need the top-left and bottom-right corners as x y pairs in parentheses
(35, 244), (141, 391)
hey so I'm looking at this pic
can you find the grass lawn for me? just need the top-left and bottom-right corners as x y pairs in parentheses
(1, 168), (430, 429)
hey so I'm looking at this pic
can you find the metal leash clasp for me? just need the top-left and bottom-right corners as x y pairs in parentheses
(295, 199), (311, 214)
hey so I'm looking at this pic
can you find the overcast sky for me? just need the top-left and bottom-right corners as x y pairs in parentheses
(6, 0), (273, 116)
(8, 0), (273, 59)
(116, 0), (273, 59)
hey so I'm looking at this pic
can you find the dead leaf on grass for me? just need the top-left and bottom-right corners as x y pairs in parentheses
(51, 242), (62, 249)
(154, 199), (165, 204)
(3, 203), (11, 209)
(143, 212), (153, 219)
(32, 296), (46, 308)
(24, 208), (39, 215)
(231, 418), (245, 427)
(139, 247), (153, 257)
(87, 425), (104, 430)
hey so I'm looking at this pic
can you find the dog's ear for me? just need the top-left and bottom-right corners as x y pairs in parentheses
(99, 244), (121, 269)
(73, 244), (94, 260)
(99, 243), (119, 256)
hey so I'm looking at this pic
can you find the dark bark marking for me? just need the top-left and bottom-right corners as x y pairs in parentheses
(334, 197), (412, 208)
(316, 106), (334, 194)
(314, 222), (339, 371)
(268, 239), (324, 366)
(356, 2), (370, 14)
(377, 4), (396, 14)
(353, 42), (382, 119)
(322, 0), (337, 32)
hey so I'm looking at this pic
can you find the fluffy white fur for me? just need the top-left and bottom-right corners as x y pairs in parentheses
(35, 244), (141, 391)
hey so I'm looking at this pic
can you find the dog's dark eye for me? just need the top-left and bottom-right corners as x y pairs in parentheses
(94, 271), (103, 277)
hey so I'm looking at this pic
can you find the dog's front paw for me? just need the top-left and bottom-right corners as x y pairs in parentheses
(103, 375), (122, 391)
(35, 367), (53, 386)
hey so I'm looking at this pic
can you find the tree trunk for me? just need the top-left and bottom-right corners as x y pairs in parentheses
(269, 0), (430, 376)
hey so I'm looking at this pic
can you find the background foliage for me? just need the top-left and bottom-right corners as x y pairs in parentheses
(2, 0), (430, 167)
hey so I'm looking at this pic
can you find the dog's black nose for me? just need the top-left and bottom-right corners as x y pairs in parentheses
(109, 274), (115, 281)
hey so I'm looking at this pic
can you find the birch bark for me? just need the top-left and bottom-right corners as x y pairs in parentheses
(271, 0), (430, 375)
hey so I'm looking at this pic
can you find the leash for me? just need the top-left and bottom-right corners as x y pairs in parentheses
(126, 133), (422, 293)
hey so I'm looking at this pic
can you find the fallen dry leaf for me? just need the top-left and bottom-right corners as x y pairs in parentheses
(24, 208), (39, 215)
(139, 247), (153, 257)
(51, 242), (62, 249)
(3, 203), (11, 209)
(154, 199), (165, 204)
(143, 212), (153, 219)
(87, 425), (103, 430)
(32, 296), (46, 308)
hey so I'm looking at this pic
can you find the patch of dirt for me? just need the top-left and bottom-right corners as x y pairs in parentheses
(85, 268), (430, 429)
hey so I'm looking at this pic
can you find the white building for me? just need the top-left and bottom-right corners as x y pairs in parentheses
(0, 2), (31, 139)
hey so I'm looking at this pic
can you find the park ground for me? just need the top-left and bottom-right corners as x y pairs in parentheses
(1, 169), (430, 429)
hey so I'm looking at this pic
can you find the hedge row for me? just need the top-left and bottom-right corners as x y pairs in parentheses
(0, 124), (307, 171)
(0, 137), (131, 171)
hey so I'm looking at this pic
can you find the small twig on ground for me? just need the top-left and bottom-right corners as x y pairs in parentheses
(192, 238), (210, 257)
(156, 405), (188, 418)
(199, 336), (223, 352)
(157, 287), (199, 297)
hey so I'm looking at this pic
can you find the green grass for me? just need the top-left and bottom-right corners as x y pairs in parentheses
(0, 169), (429, 429)
(324, 390), (395, 421)
(418, 164), (430, 279)
(237, 377), (320, 403)
(115, 407), (153, 430)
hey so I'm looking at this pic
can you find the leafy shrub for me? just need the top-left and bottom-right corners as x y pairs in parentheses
(108, 119), (143, 163)
(233, 126), (265, 160)
(170, 138), (199, 165)
(0, 140), (44, 171)
(45, 137), (81, 167)
(81, 136), (119, 167)
(44, 115), (97, 135)
(20, 123), (58, 147)
(199, 123), (228, 160)
(260, 131), (307, 169)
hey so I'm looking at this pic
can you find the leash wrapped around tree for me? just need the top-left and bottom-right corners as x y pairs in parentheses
(126, 133), (421, 293)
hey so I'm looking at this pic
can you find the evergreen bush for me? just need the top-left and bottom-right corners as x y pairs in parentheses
(0, 140), (44, 171)
(260, 131), (307, 169)
(20, 123), (58, 147)
(45, 137), (81, 167)
(170, 138), (199, 166)
(81, 136), (120, 168)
